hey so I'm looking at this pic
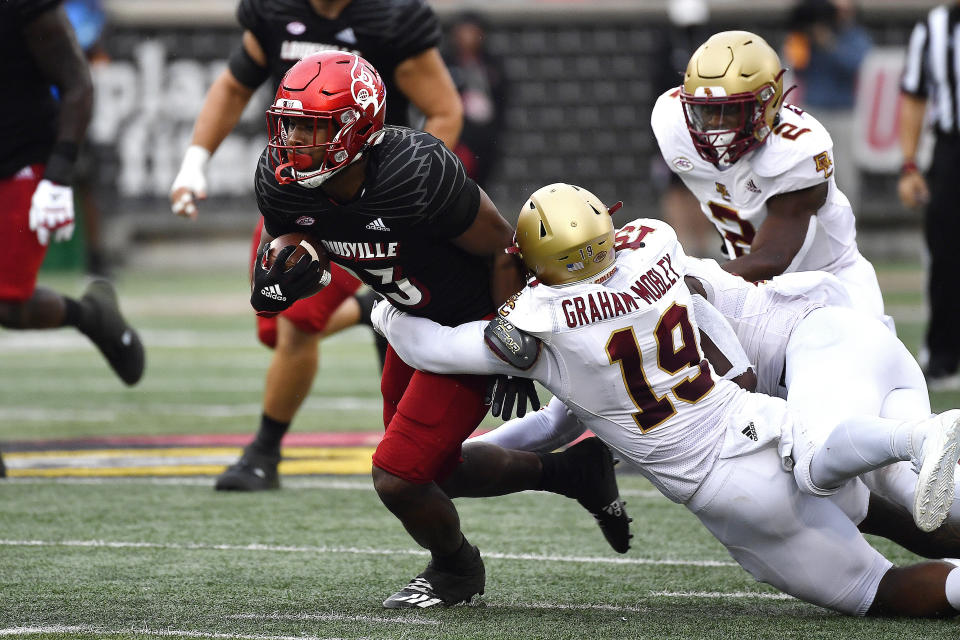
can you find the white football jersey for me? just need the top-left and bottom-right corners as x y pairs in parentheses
(651, 87), (859, 275)
(500, 218), (746, 503)
(685, 257), (853, 397)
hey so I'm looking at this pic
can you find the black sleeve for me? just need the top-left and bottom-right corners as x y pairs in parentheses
(236, 0), (266, 38)
(388, 0), (441, 61)
(420, 144), (481, 239)
(228, 42), (270, 89)
(901, 19), (929, 98)
(14, 0), (61, 22)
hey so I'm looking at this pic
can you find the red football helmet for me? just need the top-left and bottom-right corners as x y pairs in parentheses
(267, 51), (387, 186)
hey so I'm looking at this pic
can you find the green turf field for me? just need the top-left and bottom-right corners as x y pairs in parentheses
(1, 263), (959, 639)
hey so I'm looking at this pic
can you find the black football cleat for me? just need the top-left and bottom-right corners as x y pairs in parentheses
(565, 438), (632, 554)
(0, 448), (6, 478)
(80, 279), (145, 386)
(214, 445), (280, 491)
(383, 544), (485, 609)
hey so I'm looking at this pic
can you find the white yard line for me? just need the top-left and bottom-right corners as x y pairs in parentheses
(0, 626), (360, 640)
(0, 397), (380, 422)
(228, 613), (439, 626)
(2, 475), (664, 499)
(0, 538), (737, 568)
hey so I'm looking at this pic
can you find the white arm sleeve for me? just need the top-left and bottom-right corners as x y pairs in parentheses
(691, 293), (752, 381)
(470, 396), (585, 452)
(376, 302), (519, 376)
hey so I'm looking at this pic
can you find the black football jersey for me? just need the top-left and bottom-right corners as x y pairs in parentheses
(255, 127), (493, 325)
(237, 0), (440, 127)
(0, 0), (62, 178)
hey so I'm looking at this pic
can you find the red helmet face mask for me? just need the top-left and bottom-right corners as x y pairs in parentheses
(266, 52), (386, 186)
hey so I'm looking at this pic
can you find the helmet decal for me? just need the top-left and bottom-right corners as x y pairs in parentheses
(351, 56), (385, 119)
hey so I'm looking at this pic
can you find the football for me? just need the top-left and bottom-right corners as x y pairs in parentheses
(265, 232), (331, 298)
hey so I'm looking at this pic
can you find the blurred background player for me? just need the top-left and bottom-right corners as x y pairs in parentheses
(0, 0), (145, 474)
(442, 11), (508, 190)
(650, 0), (718, 258)
(168, 0), (464, 491)
(899, 0), (960, 390)
(651, 30), (887, 324)
(782, 0), (871, 210)
(65, 0), (111, 276)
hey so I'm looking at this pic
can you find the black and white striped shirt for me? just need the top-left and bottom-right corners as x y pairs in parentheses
(902, 3), (960, 135)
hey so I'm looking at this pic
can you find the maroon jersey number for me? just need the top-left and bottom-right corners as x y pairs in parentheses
(605, 303), (715, 433)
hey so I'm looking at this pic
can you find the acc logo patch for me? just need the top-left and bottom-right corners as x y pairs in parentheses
(813, 151), (834, 179)
(672, 157), (694, 172)
(295, 216), (315, 226)
(286, 21), (307, 35)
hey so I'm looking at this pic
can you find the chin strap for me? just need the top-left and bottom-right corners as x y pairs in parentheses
(274, 152), (315, 185)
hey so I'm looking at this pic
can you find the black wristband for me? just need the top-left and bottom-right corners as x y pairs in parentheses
(43, 141), (80, 185)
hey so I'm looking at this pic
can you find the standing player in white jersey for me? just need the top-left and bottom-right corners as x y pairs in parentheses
(372, 182), (960, 617)
(651, 30), (886, 321)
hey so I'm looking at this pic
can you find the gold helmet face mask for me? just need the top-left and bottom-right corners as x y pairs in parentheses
(513, 183), (619, 286)
(680, 31), (787, 166)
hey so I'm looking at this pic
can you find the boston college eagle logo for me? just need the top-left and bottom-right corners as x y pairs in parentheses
(715, 182), (732, 202)
(813, 151), (834, 179)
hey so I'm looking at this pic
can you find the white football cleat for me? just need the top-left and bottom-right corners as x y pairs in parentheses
(912, 409), (960, 533)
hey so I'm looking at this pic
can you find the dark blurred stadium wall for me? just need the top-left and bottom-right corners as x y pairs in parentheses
(91, 0), (939, 258)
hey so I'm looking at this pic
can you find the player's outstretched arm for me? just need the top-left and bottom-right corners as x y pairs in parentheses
(24, 5), (93, 246)
(395, 47), (463, 148)
(171, 31), (265, 218)
(472, 397), (586, 453)
(720, 182), (827, 282)
(452, 189), (526, 304)
(372, 301), (516, 376)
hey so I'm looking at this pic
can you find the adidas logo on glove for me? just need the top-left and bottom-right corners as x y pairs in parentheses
(260, 284), (286, 302)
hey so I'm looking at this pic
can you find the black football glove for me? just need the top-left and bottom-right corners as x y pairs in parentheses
(250, 243), (321, 317)
(485, 375), (541, 420)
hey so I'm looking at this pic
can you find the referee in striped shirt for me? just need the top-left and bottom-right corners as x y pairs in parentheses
(899, 1), (960, 387)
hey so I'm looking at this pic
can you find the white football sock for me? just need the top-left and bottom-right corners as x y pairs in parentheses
(809, 416), (915, 490)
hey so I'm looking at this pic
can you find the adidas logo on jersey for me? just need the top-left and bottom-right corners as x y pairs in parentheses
(741, 422), (758, 441)
(260, 284), (286, 302)
(365, 218), (391, 231)
(745, 179), (761, 193)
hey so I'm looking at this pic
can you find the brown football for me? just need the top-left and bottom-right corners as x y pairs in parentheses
(265, 233), (331, 298)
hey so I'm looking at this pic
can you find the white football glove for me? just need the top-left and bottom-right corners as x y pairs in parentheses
(369, 297), (398, 338)
(28, 179), (75, 246)
(170, 144), (211, 219)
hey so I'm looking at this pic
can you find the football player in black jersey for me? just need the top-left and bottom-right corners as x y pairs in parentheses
(169, 0), (464, 492)
(249, 51), (630, 608)
(0, 3), (144, 417)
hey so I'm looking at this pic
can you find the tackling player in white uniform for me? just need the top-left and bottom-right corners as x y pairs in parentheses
(650, 30), (885, 321)
(372, 183), (960, 617)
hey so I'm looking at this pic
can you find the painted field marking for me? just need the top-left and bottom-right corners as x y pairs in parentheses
(0, 626), (354, 640)
(228, 613), (439, 626)
(1, 475), (665, 498)
(0, 538), (738, 568)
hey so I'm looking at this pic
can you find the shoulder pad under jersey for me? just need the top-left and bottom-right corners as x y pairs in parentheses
(483, 315), (542, 370)
(751, 105), (834, 189)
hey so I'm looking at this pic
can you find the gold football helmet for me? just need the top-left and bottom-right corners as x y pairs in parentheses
(514, 183), (617, 286)
(680, 31), (786, 165)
